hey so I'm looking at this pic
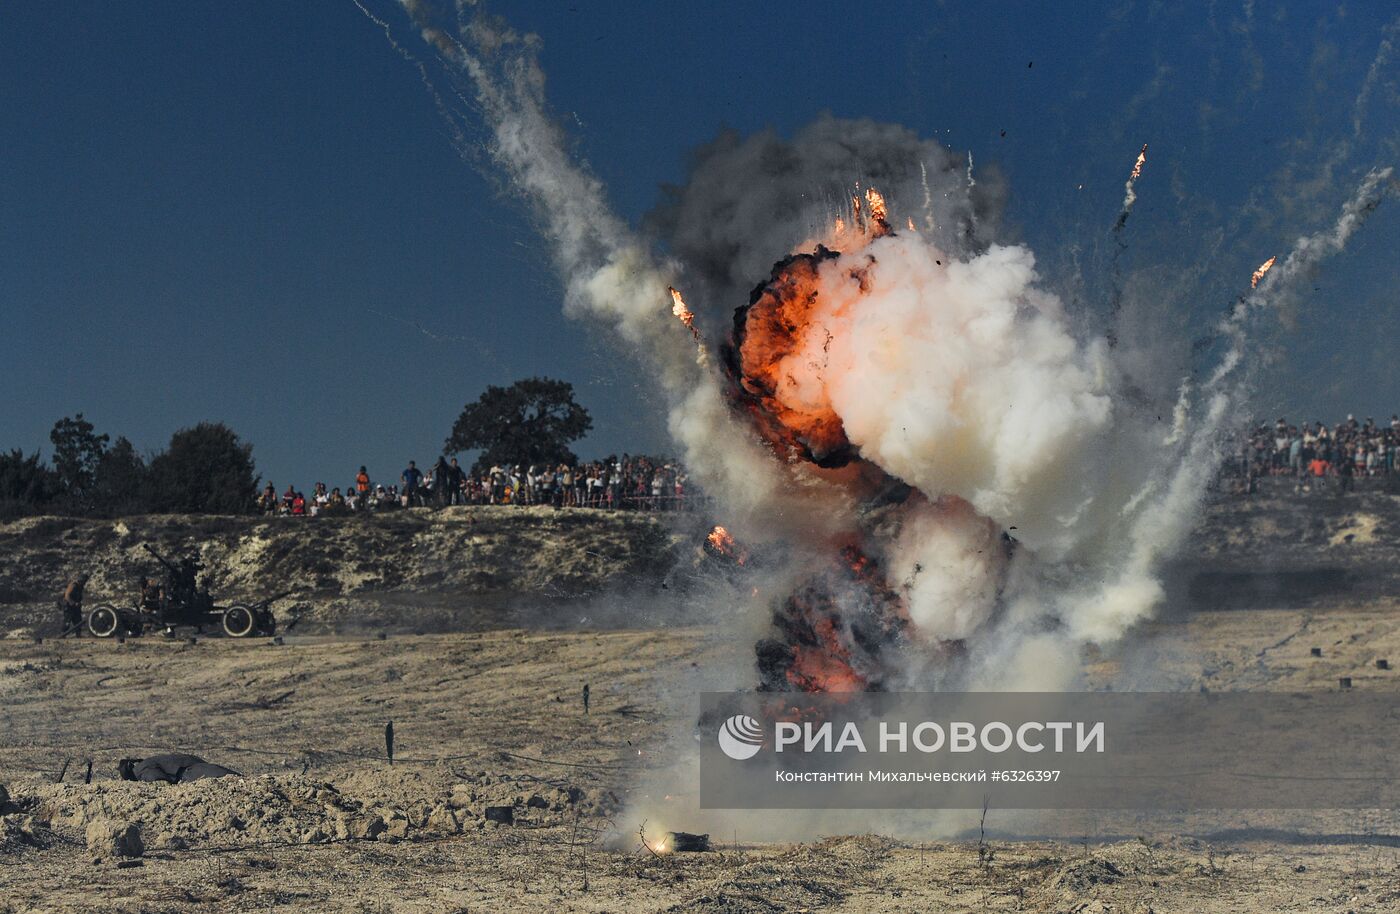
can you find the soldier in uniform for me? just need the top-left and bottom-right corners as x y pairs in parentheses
(59, 573), (89, 637)
(162, 556), (201, 613)
(138, 575), (163, 612)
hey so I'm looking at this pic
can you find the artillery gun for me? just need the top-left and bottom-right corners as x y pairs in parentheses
(85, 544), (289, 639)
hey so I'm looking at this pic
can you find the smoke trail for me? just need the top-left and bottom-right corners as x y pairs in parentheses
(351, 0), (474, 160)
(964, 151), (978, 239)
(1107, 143), (1149, 347)
(1352, 16), (1399, 139)
(919, 160), (935, 231)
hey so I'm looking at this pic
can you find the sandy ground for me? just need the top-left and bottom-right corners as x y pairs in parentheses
(4, 602), (1400, 912)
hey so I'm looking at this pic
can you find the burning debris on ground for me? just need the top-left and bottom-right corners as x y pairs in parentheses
(704, 525), (749, 565)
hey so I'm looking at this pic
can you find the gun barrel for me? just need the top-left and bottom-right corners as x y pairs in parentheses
(141, 544), (177, 570)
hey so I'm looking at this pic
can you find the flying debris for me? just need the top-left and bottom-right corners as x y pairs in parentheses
(1114, 143), (1149, 231)
(865, 187), (892, 236)
(668, 285), (709, 366)
(668, 286), (700, 341)
(1129, 143), (1148, 182)
(1250, 255), (1277, 289)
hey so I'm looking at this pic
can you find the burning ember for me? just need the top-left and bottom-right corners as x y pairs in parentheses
(1251, 255), (1276, 289)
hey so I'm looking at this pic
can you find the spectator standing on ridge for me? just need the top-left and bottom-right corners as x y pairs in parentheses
(448, 457), (466, 505)
(356, 466), (370, 498)
(433, 455), (453, 507)
(402, 461), (422, 507)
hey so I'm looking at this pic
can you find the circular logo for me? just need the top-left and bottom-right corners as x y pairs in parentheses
(717, 714), (764, 760)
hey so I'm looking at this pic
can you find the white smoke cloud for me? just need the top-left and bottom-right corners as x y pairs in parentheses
(845, 241), (1110, 551)
(885, 497), (1005, 642)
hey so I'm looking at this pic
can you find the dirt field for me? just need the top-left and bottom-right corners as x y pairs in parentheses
(4, 597), (1400, 913)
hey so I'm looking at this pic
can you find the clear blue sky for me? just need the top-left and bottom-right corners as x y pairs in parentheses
(3, 1), (1398, 487)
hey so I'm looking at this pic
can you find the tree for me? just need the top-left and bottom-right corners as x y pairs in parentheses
(147, 422), (258, 514)
(0, 449), (59, 518)
(445, 377), (592, 473)
(93, 437), (150, 516)
(49, 414), (110, 511)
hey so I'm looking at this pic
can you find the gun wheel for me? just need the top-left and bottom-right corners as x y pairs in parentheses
(87, 605), (121, 638)
(222, 604), (256, 638)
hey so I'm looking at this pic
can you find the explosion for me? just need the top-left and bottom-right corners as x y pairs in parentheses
(374, 2), (1396, 699)
(708, 188), (1107, 691)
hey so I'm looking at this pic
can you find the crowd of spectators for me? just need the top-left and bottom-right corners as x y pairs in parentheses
(257, 455), (704, 516)
(255, 414), (1400, 515)
(1224, 414), (1400, 493)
